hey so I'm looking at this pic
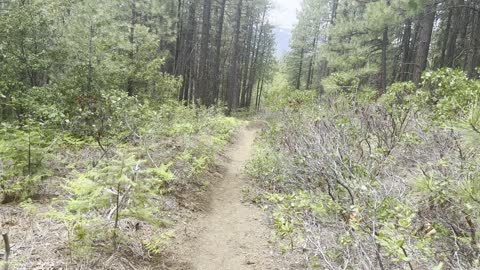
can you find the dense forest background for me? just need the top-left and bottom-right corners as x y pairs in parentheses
(285, 0), (480, 92)
(0, 0), (275, 122)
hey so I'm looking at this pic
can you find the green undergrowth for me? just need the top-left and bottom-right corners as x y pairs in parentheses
(59, 104), (240, 262)
(1, 100), (241, 265)
(247, 69), (480, 269)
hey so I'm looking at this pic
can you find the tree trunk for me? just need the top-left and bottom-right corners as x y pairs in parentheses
(399, 19), (412, 82)
(444, 0), (464, 67)
(466, 5), (480, 77)
(240, 9), (254, 108)
(2, 233), (10, 270)
(379, 26), (388, 96)
(198, 0), (212, 106)
(227, 0), (243, 113)
(180, 1), (197, 103)
(296, 47), (305, 90)
(87, 24), (94, 94)
(127, 0), (137, 97)
(174, 0), (184, 76)
(212, 0), (227, 105)
(379, 0), (390, 96)
(406, 21), (421, 81)
(306, 36), (318, 89)
(330, 0), (339, 25)
(245, 23), (260, 108)
(246, 6), (267, 108)
(413, 3), (436, 85)
(460, 1), (473, 70)
(255, 73), (264, 111)
(439, 8), (452, 67)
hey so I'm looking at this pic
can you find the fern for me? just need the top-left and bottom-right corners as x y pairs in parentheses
(0, 122), (52, 202)
(62, 151), (173, 252)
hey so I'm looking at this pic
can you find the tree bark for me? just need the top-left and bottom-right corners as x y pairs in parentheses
(413, 3), (437, 85)
(399, 19), (412, 82)
(444, 0), (464, 67)
(379, 25), (388, 96)
(198, 0), (212, 105)
(466, 4), (480, 77)
(127, 0), (137, 97)
(212, 0), (227, 105)
(296, 47), (305, 90)
(227, 0), (243, 113)
(240, 9), (254, 108)
(439, 8), (452, 67)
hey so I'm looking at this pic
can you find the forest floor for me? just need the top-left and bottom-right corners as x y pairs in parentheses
(164, 122), (283, 270)
(0, 122), (291, 269)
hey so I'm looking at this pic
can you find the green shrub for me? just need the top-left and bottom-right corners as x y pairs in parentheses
(0, 122), (53, 202)
(246, 144), (287, 191)
(264, 73), (318, 112)
(57, 152), (174, 254)
(419, 68), (480, 121)
(321, 67), (377, 96)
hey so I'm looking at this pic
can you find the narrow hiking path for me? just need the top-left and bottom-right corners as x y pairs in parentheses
(170, 123), (281, 270)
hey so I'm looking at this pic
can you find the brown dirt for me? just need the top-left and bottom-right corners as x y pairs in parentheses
(167, 124), (282, 270)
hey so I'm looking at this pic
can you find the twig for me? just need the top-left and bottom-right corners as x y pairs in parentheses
(470, 123), (480, 134)
(375, 243), (385, 270)
(2, 232), (10, 270)
(113, 183), (121, 251)
(401, 245), (414, 270)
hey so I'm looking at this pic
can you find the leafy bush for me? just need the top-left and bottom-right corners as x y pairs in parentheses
(264, 73), (318, 112)
(420, 68), (480, 121)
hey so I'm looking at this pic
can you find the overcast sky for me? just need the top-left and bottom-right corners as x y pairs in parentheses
(269, 0), (302, 57)
(269, 0), (302, 30)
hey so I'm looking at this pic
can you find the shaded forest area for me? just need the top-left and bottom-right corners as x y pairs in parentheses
(174, 0), (275, 111)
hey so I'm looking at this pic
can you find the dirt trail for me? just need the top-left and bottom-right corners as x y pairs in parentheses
(172, 123), (280, 270)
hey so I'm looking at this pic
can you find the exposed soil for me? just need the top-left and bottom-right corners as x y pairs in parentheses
(166, 123), (282, 270)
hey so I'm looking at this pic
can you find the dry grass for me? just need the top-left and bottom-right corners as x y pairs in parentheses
(250, 102), (480, 269)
